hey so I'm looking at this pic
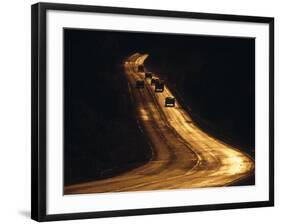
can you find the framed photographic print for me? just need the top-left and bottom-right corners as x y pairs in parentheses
(31, 2), (274, 222)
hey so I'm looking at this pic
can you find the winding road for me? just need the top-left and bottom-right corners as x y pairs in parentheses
(65, 53), (254, 194)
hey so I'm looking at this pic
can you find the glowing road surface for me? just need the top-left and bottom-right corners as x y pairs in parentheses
(65, 53), (254, 194)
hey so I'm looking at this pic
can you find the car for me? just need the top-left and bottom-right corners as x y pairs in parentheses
(151, 78), (158, 85)
(155, 80), (164, 92)
(145, 72), (153, 79)
(135, 80), (145, 88)
(165, 97), (176, 107)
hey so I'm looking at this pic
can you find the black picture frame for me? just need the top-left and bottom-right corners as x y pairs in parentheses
(31, 2), (274, 222)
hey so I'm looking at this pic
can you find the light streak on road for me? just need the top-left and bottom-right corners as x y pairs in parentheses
(65, 53), (254, 194)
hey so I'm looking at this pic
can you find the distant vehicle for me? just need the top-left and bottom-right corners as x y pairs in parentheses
(155, 80), (164, 92)
(145, 72), (153, 79)
(136, 80), (145, 88)
(137, 65), (145, 72)
(165, 97), (176, 107)
(151, 78), (159, 85)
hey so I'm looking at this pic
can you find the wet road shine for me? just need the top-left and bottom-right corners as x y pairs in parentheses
(65, 53), (254, 194)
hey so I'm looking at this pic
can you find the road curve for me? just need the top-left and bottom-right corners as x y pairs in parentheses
(65, 53), (254, 194)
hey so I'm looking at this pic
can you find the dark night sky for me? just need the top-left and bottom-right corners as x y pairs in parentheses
(64, 29), (255, 184)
